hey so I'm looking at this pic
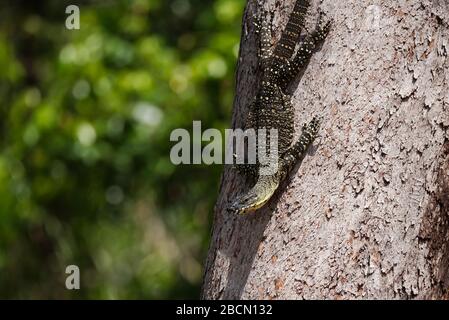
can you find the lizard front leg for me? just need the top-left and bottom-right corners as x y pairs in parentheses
(279, 116), (321, 178)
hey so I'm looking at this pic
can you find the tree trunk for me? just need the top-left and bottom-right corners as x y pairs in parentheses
(201, 0), (449, 299)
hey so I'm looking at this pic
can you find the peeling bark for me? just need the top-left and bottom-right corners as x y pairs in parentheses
(201, 0), (449, 299)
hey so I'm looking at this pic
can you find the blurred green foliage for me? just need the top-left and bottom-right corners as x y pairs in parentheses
(0, 0), (243, 299)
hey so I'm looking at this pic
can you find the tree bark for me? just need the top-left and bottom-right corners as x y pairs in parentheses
(201, 0), (449, 299)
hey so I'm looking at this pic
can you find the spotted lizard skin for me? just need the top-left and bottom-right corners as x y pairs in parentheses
(228, 0), (331, 214)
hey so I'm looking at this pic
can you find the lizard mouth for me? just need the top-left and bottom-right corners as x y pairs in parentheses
(228, 194), (271, 215)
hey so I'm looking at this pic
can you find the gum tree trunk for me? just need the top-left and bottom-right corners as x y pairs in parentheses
(201, 0), (449, 299)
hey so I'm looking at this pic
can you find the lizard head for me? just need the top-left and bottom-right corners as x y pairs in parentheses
(227, 176), (280, 215)
(228, 194), (268, 215)
(228, 197), (269, 215)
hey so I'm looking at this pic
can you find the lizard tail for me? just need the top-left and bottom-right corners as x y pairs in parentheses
(272, 0), (311, 59)
(228, 174), (280, 215)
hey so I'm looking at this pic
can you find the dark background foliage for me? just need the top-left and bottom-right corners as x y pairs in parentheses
(0, 0), (243, 298)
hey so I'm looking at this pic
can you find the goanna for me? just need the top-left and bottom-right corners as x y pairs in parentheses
(228, 0), (331, 214)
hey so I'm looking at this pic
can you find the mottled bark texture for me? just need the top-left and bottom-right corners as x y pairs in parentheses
(201, 0), (449, 299)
